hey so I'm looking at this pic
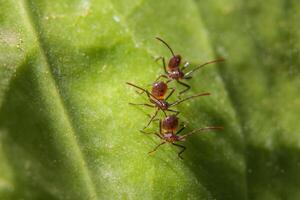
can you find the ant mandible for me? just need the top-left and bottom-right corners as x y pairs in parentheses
(142, 115), (223, 159)
(155, 37), (225, 95)
(126, 81), (210, 129)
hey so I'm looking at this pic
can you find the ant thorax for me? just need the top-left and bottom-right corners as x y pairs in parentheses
(158, 100), (170, 110)
(163, 132), (181, 142)
(168, 70), (184, 80)
(154, 99), (169, 110)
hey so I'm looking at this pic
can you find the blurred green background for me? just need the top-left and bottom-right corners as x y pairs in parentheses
(0, 0), (300, 199)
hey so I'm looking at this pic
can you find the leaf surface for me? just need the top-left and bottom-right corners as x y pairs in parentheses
(1, 0), (297, 199)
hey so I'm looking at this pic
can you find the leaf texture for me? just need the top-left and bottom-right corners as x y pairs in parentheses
(1, 0), (298, 199)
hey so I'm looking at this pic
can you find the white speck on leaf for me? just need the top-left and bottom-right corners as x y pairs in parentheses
(79, 0), (91, 16)
(113, 15), (120, 23)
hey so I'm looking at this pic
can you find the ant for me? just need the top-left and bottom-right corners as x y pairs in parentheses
(126, 81), (210, 129)
(142, 115), (223, 159)
(155, 37), (225, 95)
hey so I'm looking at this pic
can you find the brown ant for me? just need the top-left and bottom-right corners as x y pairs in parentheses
(126, 81), (210, 129)
(142, 115), (223, 159)
(155, 37), (224, 95)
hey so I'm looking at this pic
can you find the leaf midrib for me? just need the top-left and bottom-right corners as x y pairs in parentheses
(18, 0), (98, 198)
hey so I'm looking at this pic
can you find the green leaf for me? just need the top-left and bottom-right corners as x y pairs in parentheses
(1, 0), (298, 199)
(194, 0), (300, 199)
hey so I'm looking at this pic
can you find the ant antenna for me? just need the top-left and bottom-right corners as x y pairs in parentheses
(156, 37), (175, 57)
(181, 126), (223, 139)
(170, 92), (210, 107)
(126, 82), (160, 101)
(185, 58), (225, 77)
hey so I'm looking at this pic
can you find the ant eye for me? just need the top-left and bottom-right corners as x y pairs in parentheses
(176, 55), (181, 63)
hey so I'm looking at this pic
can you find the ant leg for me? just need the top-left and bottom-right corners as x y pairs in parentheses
(140, 130), (163, 139)
(155, 74), (169, 82)
(159, 119), (162, 135)
(166, 109), (180, 116)
(146, 113), (160, 121)
(129, 103), (154, 108)
(143, 108), (159, 129)
(155, 133), (163, 139)
(165, 88), (176, 101)
(172, 143), (186, 159)
(161, 109), (167, 117)
(170, 92), (210, 107)
(176, 125), (186, 135)
(166, 79), (173, 84)
(176, 80), (191, 95)
(155, 56), (163, 62)
(180, 126), (224, 140)
(155, 56), (168, 74)
(135, 90), (145, 95)
(140, 130), (155, 134)
(158, 119), (166, 138)
(148, 141), (166, 154)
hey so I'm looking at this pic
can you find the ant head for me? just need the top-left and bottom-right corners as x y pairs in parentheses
(151, 81), (168, 99)
(156, 37), (181, 70)
(168, 55), (181, 70)
(162, 115), (179, 131)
